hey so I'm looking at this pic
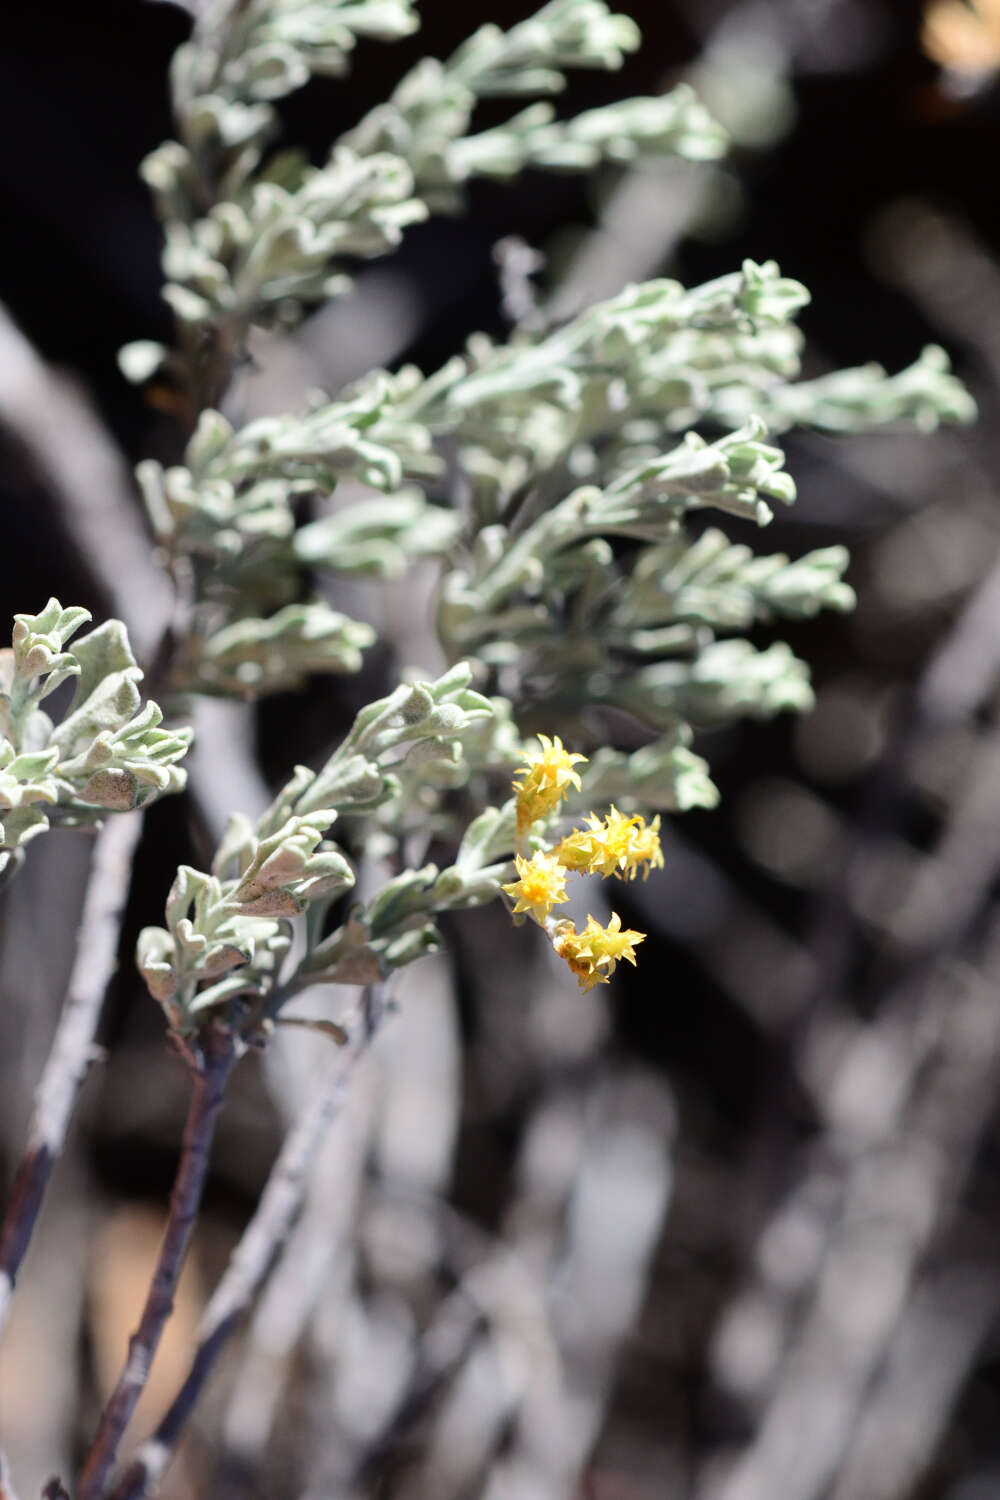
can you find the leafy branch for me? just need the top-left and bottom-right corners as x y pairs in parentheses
(0, 601), (190, 882)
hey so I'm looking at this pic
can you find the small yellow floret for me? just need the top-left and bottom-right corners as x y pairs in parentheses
(552, 911), (646, 990)
(555, 807), (663, 881)
(502, 850), (570, 923)
(513, 734), (587, 835)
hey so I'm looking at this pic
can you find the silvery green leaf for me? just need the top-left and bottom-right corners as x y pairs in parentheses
(433, 861), (510, 908)
(599, 420), (794, 530)
(212, 811), (258, 880)
(158, 378), (442, 583)
(55, 701), (192, 810)
(712, 343), (978, 435)
(229, 811), (354, 913)
(49, 621), (144, 758)
(382, 922), (441, 967)
(140, 140), (202, 222)
(581, 735), (720, 813)
(423, 267), (813, 512)
(182, 95), (275, 152)
(366, 864), (438, 934)
(291, 753), (386, 817)
(186, 972), (262, 1015)
(186, 409), (235, 475)
(454, 803), (518, 871)
(293, 490), (462, 577)
(73, 769), (140, 812)
(343, 6), (715, 211)
(143, 852), (295, 1028)
(613, 640), (814, 728)
(0, 606), (190, 871)
(136, 927), (179, 1003)
(118, 341), (169, 384)
(162, 284), (216, 325)
(449, 3), (641, 93)
(252, 774), (314, 847)
(290, 910), (391, 987)
(187, 603), (375, 696)
(0, 740), (59, 859)
(0, 803), (52, 848)
(225, 42), (311, 102)
(229, 887), (305, 918)
(290, 663), (497, 821)
(441, 423), (797, 654)
(181, 0), (420, 115)
(11, 599), (89, 690)
(447, 85), (727, 184)
(612, 530), (855, 633)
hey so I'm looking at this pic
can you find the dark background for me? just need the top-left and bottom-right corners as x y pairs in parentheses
(2, 1), (1000, 1497)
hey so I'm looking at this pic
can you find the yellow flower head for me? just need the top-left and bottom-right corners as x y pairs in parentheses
(552, 911), (646, 990)
(555, 806), (663, 881)
(501, 850), (570, 924)
(625, 814), (664, 880)
(513, 734), (587, 835)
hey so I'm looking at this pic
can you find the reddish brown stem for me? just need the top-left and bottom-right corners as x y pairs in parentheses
(76, 1026), (237, 1500)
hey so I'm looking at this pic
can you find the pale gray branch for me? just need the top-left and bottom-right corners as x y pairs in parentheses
(0, 813), (143, 1335)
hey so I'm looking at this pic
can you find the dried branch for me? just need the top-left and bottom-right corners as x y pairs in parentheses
(108, 986), (390, 1500)
(0, 812), (143, 1334)
(76, 1026), (238, 1500)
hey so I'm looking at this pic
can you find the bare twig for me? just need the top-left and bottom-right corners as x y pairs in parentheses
(0, 1449), (19, 1500)
(0, 302), (171, 664)
(0, 813), (143, 1336)
(76, 1026), (238, 1500)
(107, 986), (390, 1500)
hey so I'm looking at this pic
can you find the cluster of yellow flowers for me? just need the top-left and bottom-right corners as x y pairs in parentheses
(502, 735), (663, 991)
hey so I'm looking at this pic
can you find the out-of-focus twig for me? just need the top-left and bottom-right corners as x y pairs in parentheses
(217, 932), (455, 1497)
(703, 921), (1000, 1500)
(0, 304), (170, 663)
(483, 1071), (675, 1500)
(0, 813), (143, 1335)
(213, 1059), (374, 1499)
(0, 301), (270, 846)
(828, 1262), (1000, 1500)
(0, 1449), (19, 1500)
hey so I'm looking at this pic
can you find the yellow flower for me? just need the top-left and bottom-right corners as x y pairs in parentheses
(513, 734), (587, 835)
(555, 807), (663, 881)
(502, 850), (570, 923)
(552, 912), (646, 990)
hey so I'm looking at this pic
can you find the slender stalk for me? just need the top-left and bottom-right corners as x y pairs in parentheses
(108, 987), (389, 1500)
(0, 813), (143, 1335)
(76, 1025), (238, 1500)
